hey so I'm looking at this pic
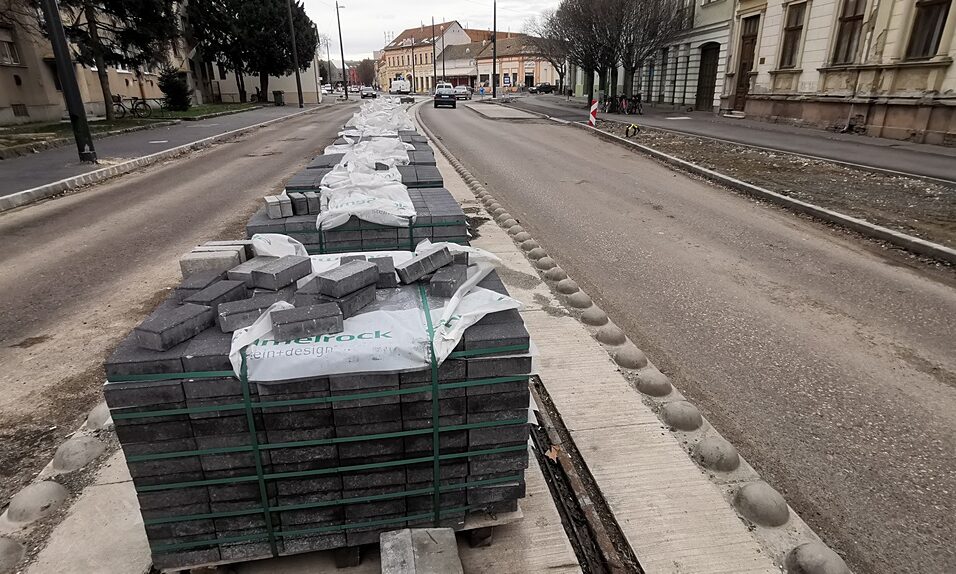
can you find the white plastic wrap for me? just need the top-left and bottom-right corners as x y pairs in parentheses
(317, 161), (415, 230)
(323, 138), (414, 168)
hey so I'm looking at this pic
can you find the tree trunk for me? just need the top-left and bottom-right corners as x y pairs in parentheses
(558, 71), (565, 94)
(610, 67), (618, 98)
(598, 67), (607, 92)
(84, 2), (113, 120)
(260, 71), (270, 102)
(585, 69), (595, 108)
(234, 62), (246, 103)
(622, 67), (634, 98)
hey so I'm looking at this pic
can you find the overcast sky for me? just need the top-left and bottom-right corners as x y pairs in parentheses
(302, 0), (559, 62)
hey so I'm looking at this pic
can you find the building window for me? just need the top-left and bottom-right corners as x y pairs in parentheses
(217, 62), (227, 80)
(832, 0), (865, 64)
(0, 28), (20, 65)
(906, 0), (951, 59)
(779, 2), (807, 68)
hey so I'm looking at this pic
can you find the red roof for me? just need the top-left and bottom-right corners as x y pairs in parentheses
(385, 21), (459, 51)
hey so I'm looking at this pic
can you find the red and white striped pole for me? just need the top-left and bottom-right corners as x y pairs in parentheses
(588, 99), (598, 127)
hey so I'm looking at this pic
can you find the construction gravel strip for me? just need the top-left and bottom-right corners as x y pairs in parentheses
(597, 119), (956, 250)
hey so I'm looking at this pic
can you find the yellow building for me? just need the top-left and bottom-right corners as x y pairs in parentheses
(0, 8), (164, 125)
(733, 0), (956, 143)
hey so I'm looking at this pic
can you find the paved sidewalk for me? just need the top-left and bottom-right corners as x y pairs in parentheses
(509, 95), (956, 182)
(0, 105), (326, 197)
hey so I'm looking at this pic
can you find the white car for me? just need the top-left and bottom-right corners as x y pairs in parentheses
(454, 85), (472, 100)
(435, 82), (454, 93)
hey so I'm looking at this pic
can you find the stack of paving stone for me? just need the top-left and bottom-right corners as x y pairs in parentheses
(246, 188), (468, 254)
(103, 250), (531, 571)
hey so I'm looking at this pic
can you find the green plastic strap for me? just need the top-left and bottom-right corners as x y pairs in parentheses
(107, 370), (234, 384)
(239, 349), (279, 557)
(417, 283), (442, 526)
(449, 344), (529, 358)
(111, 375), (528, 421)
(144, 474), (522, 526)
(136, 444), (527, 493)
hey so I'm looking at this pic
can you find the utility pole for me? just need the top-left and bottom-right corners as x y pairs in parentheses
(440, 26), (445, 81)
(39, 0), (96, 163)
(492, 0), (497, 98)
(336, 1), (348, 99)
(431, 17), (437, 93)
(326, 36), (332, 90)
(411, 37), (416, 94)
(286, 0), (304, 108)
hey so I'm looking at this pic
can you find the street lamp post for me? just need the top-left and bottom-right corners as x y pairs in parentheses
(326, 36), (332, 91)
(39, 0), (96, 163)
(336, 1), (348, 99)
(492, 0), (497, 98)
(440, 26), (445, 82)
(286, 0), (304, 108)
(431, 17), (437, 93)
(411, 38), (416, 94)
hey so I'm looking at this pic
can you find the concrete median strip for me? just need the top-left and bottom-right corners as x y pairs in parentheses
(417, 102), (854, 573)
(0, 107), (320, 214)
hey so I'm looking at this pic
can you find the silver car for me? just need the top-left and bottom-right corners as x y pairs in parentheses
(454, 85), (472, 100)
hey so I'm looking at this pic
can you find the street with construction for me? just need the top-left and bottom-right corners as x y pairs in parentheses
(1, 2), (955, 574)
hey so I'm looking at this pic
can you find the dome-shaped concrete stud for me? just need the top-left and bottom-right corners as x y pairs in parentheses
(0, 537), (24, 574)
(513, 232), (532, 243)
(636, 366), (671, 395)
(734, 481), (790, 527)
(508, 225), (524, 236)
(492, 210), (507, 220)
(694, 436), (740, 471)
(595, 325), (626, 345)
(527, 248), (547, 260)
(661, 401), (703, 431)
(488, 203), (502, 212)
(85, 401), (112, 430)
(536, 257), (556, 270)
(482, 198), (496, 207)
(614, 345), (649, 370)
(544, 267), (568, 281)
(6, 481), (69, 524)
(785, 542), (852, 574)
(556, 279), (579, 294)
(567, 291), (592, 308)
(521, 240), (540, 251)
(500, 218), (517, 229)
(52, 435), (107, 473)
(580, 306), (608, 326)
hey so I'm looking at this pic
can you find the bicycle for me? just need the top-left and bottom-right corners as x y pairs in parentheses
(112, 95), (152, 119)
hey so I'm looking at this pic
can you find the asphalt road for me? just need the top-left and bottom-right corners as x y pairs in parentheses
(421, 104), (956, 574)
(507, 96), (956, 182)
(0, 102), (356, 502)
(1, 105), (320, 196)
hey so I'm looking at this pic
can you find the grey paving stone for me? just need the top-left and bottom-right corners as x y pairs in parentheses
(284, 215), (318, 232)
(184, 280), (247, 311)
(104, 378), (184, 409)
(306, 153), (345, 169)
(468, 423), (530, 447)
(217, 292), (286, 333)
(343, 486), (406, 520)
(332, 402), (401, 426)
(137, 486), (208, 511)
(395, 246), (453, 284)
(180, 249), (242, 279)
(299, 284), (375, 319)
(468, 450), (529, 475)
(254, 377), (329, 396)
(144, 518), (215, 540)
(466, 389), (530, 414)
(175, 269), (226, 302)
(464, 355), (533, 379)
(330, 382), (399, 410)
(271, 303), (343, 341)
(265, 195), (283, 219)
(251, 255), (312, 290)
(398, 360), (465, 385)
(428, 264), (467, 298)
(304, 191), (321, 214)
(341, 468), (405, 490)
(204, 240), (256, 261)
(402, 397), (465, 420)
(406, 461), (468, 483)
(150, 546), (220, 571)
(315, 260), (378, 298)
(328, 373), (399, 392)
(104, 332), (186, 378)
(134, 303), (214, 352)
(121, 437), (196, 457)
(288, 192), (309, 215)
(247, 207), (288, 236)
(278, 194), (293, 217)
(227, 256), (280, 287)
(472, 308), (522, 326)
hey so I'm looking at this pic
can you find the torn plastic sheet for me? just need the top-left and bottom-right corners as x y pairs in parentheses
(316, 162), (416, 230)
(323, 138), (413, 168)
(229, 250), (523, 381)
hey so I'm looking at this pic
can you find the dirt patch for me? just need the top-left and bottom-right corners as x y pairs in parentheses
(8, 335), (52, 349)
(597, 120), (956, 249)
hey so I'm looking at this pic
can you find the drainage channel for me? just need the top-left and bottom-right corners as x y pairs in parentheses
(529, 376), (643, 574)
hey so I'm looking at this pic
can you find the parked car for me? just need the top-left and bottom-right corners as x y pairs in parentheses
(454, 85), (472, 100)
(434, 86), (457, 109)
(360, 87), (377, 99)
(530, 82), (555, 94)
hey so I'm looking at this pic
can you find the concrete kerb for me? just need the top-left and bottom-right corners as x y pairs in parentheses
(416, 99), (854, 572)
(572, 121), (956, 265)
(0, 107), (320, 214)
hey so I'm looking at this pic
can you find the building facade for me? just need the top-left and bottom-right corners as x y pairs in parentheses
(379, 21), (471, 93)
(475, 35), (560, 92)
(0, 9), (163, 125)
(731, 0), (956, 143)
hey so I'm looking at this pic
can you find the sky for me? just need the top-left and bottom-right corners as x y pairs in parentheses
(302, 0), (559, 62)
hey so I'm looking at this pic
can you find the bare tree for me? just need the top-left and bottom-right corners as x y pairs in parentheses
(554, 0), (622, 105)
(524, 10), (567, 93)
(619, 0), (686, 98)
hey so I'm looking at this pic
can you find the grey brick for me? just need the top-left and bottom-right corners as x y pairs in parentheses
(204, 240), (255, 261)
(175, 270), (225, 302)
(247, 207), (287, 235)
(346, 515), (406, 546)
(406, 461), (468, 483)
(467, 409), (528, 424)
(466, 479), (526, 505)
(468, 423), (529, 447)
(465, 376), (529, 396)
(251, 255), (312, 290)
(465, 355), (533, 379)
(278, 194), (293, 217)
(144, 518), (215, 540)
(468, 449), (529, 475)
(251, 284), (297, 302)
(306, 153), (344, 169)
(254, 377), (329, 396)
(280, 531), (346, 555)
(330, 382), (399, 410)
(128, 455), (201, 479)
(184, 280), (247, 310)
(467, 389), (530, 414)
(328, 373), (399, 392)
(473, 309), (522, 326)
(314, 261), (378, 297)
(104, 378), (184, 409)
(264, 195), (283, 219)
(342, 486), (406, 520)
(134, 303), (214, 351)
(304, 191), (321, 214)
(180, 249), (242, 279)
(121, 438), (196, 457)
(402, 397), (465, 420)
(297, 284), (375, 319)
(284, 215), (318, 233)
(104, 332), (185, 378)
(271, 304), (343, 341)
(395, 246), (453, 284)
(227, 256), (280, 287)
(332, 403), (401, 426)
(151, 548), (220, 572)
(429, 264), (467, 298)
(274, 475), (341, 497)
(398, 360), (465, 385)
(404, 484), (466, 513)
(339, 255), (366, 264)
(288, 192), (309, 215)
(341, 468), (405, 490)
(217, 292), (285, 333)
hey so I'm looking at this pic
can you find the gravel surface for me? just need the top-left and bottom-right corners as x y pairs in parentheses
(597, 119), (956, 248)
